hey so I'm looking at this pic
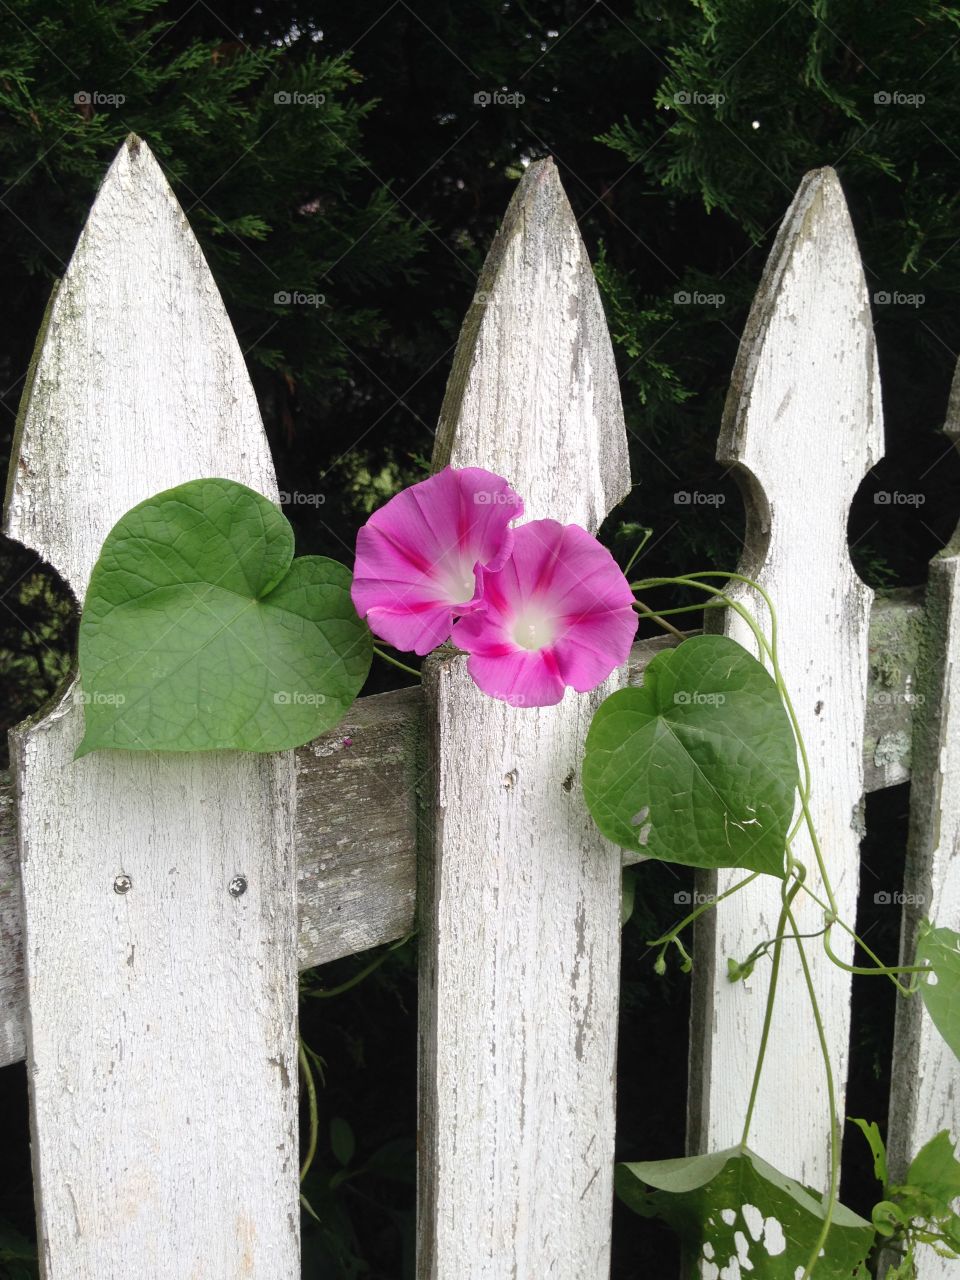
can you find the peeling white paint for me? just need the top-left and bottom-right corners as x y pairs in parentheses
(6, 137), (300, 1278)
(692, 167), (880, 1190)
(418, 157), (630, 1278)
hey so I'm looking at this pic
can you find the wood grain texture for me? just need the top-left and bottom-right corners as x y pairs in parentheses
(886, 385), (960, 1279)
(3, 137), (300, 1277)
(863, 589), (926, 792)
(0, 770), (24, 1068)
(295, 686), (422, 968)
(688, 168), (883, 1190)
(418, 157), (630, 1279)
(0, 609), (925, 1070)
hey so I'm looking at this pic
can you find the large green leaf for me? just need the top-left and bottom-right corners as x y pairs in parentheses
(916, 922), (960, 1063)
(76, 478), (372, 755)
(904, 1129), (960, 1205)
(616, 1146), (873, 1279)
(583, 635), (798, 876)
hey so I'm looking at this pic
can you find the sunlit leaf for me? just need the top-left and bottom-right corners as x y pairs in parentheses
(77, 478), (371, 754)
(903, 1129), (960, 1206)
(584, 635), (797, 876)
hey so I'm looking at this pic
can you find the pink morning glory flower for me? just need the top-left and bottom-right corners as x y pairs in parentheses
(450, 519), (638, 707)
(351, 465), (523, 655)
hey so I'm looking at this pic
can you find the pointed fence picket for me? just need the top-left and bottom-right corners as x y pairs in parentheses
(688, 168), (883, 1189)
(4, 138), (300, 1278)
(418, 158), (629, 1277)
(0, 137), (957, 1279)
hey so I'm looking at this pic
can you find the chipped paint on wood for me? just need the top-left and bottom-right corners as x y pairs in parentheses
(689, 167), (882, 1192)
(418, 157), (629, 1278)
(3, 137), (299, 1278)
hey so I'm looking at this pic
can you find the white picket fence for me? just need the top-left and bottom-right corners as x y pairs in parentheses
(0, 134), (956, 1278)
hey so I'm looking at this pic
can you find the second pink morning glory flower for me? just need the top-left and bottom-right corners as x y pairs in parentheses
(450, 519), (638, 707)
(351, 465), (523, 655)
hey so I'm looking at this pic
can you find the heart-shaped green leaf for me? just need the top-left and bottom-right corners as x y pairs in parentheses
(583, 635), (798, 876)
(916, 922), (960, 1063)
(616, 1146), (873, 1279)
(76, 478), (372, 755)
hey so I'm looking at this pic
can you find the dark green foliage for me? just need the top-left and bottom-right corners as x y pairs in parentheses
(0, 0), (422, 393)
(298, 941), (418, 1279)
(0, 1224), (35, 1280)
(597, 0), (960, 600)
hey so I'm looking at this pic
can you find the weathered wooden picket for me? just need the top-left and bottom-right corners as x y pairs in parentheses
(0, 134), (956, 1278)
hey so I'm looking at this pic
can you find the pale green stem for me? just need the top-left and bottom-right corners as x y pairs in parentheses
(647, 872), (759, 952)
(633, 598), (687, 642)
(372, 645), (422, 680)
(298, 1038), (319, 1183)
(796, 881), (924, 991)
(788, 906), (840, 1280)
(741, 871), (804, 1147)
(622, 527), (654, 577)
(303, 933), (414, 1000)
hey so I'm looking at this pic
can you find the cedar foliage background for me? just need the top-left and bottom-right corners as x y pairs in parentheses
(1, 1), (959, 1274)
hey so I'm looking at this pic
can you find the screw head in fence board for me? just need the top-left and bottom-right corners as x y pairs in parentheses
(418, 157), (630, 1279)
(687, 168), (882, 1188)
(886, 375), (960, 1279)
(3, 137), (300, 1278)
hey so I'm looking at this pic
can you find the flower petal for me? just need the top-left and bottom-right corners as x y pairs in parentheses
(551, 609), (638, 691)
(351, 465), (523, 654)
(452, 520), (637, 706)
(465, 649), (567, 707)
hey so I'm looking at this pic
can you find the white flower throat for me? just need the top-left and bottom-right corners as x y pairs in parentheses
(512, 606), (556, 652)
(442, 561), (477, 604)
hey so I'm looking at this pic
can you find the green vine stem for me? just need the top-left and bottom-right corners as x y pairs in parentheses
(301, 933), (415, 1000)
(647, 871), (759, 965)
(632, 598), (687, 642)
(372, 645), (422, 680)
(631, 572), (927, 991)
(298, 1037), (319, 1183)
(622, 526), (654, 577)
(819, 929), (927, 984)
(734, 923), (833, 974)
(627, 569), (939, 1272)
(740, 869), (805, 1147)
(788, 905), (841, 1280)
